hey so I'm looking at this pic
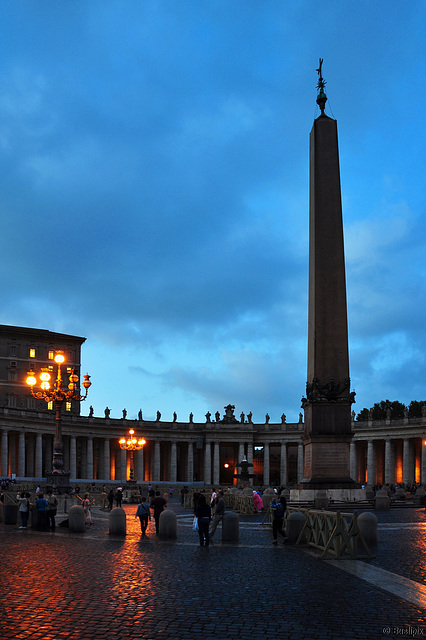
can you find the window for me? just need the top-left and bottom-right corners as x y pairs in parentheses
(48, 350), (54, 360)
(8, 371), (18, 381)
(48, 365), (54, 372)
(27, 398), (35, 410)
(29, 348), (36, 358)
(9, 345), (16, 357)
(66, 401), (72, 412)
(48, 401), (53, 410)
(8, 395), (17, 408)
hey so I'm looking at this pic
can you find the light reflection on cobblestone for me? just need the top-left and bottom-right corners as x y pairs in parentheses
(1, 503), (425, 638)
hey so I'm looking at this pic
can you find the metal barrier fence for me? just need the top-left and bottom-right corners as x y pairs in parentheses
(261, 506), (373, 559)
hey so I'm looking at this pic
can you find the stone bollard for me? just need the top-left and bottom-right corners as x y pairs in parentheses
(262, 488), (275, 511)
(394, 487), (406, 501)
(4, 504), (18, 525)
(374, 488), (390, 511)
(109, 507), (126, 536)
(69, 505), (85, 533)
(286, 512), (306, 544)
(358, 512), (378, 548)
(222, 511), (239, 543)
(414, 487), (425, 506)
(314, 490), (329, 510)
(364, 485), (375, 501)
(280, 488), (290, 501)
(159, 509), (177, 539)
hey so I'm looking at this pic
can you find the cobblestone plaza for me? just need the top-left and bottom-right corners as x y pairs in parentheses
(1, 497), (425, 640)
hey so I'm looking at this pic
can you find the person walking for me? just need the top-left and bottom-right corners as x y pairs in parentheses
(115, 487), (123, 507)
(195, 494), (211, 547)
(35, 492), (49, 530)
(17, 491), (30, 529)
(135, 497), (151, 536)
(150, 490), (167, 535)
(107, 489), (114, 510)
(82, 493), (94, 526)
(46, 490), (58, 531)
(209, 490), (225, 541)
(271, 494), (287, 544)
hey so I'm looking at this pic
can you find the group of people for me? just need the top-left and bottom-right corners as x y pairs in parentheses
(135, 490), (167, 536)
(190, 488), (226, 547)
(17, 490), (59, 531)
(191, 487), (287, 546)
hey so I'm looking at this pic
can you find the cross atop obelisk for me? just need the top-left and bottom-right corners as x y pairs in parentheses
(300, 60), (356, 488)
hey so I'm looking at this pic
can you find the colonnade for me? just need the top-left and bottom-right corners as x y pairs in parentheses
(1, 409), (425, 487)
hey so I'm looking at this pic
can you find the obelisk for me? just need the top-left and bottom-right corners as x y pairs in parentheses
(301, 60), (356, 488)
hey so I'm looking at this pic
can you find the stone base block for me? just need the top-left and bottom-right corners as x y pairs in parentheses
(290, 488), (366, 503)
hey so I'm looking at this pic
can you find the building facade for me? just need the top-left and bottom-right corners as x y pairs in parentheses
(0, 325), (85, 415)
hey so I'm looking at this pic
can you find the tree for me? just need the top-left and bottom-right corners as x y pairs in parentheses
(356, 400), (406, 421)
(356, 408), (369, 421)
(408, 400), (426, 418)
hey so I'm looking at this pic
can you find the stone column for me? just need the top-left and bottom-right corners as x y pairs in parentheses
(247, 443), (253, 465)
(421, 440), (426, 486)
(69, 436), (77, 479)
(103, 439), (110, 481)
(187, 442), (194, 483)
(26, 434), (35, 477)
(170, 441), (177, 483)
(238, 442), (245, 464)
(367, 440), (375, 486)
(297, 443), (304, 483)
(349, 441), (357, 481)
(213, 441), (220, 486)
(18, 432), (26, 478)
(403, 438), (411, 486)
(80, 438), (87, 479)
(263, 442), (270, 487)
(120, 448), (127, 483)
(1, 430), (8, 477)
(45, 436), (53, 476)
(63, 436), (70, 475)
(153, 441), (161, 482)
(134, 447), (143, 483)
(86, 437), (94, 480)
(34, 433), (42, 478)
(384, 439), (393, 485)
(280, 442), (287, 486)
(204, 441), (211, 485)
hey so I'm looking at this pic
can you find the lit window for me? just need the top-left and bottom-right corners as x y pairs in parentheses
(48, 351), (54, 360)
(48, 401), (53, 410)
(67, 367), (72, 374)
(29, 348), (36, 358)
(48, 365), (54, 372)
(66, 402), (72, 412)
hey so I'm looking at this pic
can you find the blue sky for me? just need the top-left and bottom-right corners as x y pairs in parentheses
(0, 1), (424, 422)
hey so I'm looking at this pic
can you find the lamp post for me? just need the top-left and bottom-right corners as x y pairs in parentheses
(119, 429), (146, 483)
(26, 351), (91, 487)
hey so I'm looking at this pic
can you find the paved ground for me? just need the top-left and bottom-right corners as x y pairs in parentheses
(1, 496), (425, 640)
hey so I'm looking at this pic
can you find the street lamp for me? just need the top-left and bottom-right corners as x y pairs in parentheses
(26, 351), (91, 487)
(119, 429), (146, 483)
